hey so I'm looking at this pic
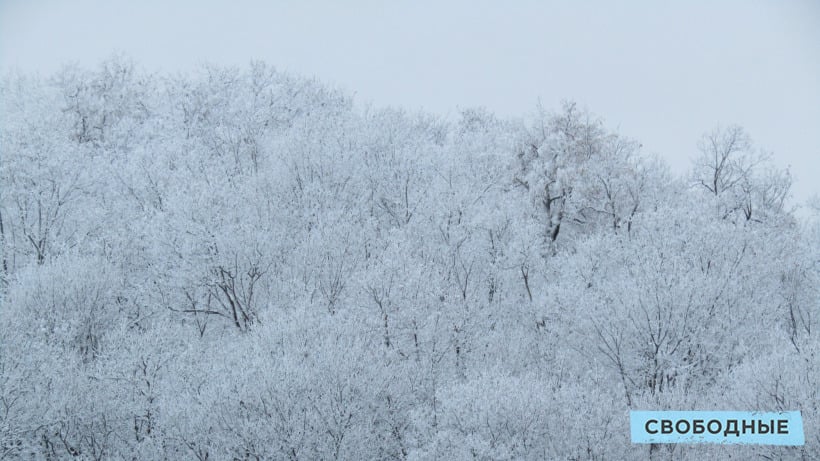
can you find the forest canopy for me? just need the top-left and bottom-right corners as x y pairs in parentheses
(1, 57), (817, 460)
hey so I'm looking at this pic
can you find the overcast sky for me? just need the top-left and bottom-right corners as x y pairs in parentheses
(2, 0), (818, 205)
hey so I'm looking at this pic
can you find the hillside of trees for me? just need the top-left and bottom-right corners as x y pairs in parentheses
(1, 57), (817, 460)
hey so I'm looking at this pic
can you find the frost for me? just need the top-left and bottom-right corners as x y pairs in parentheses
(0, 58), (816, 460)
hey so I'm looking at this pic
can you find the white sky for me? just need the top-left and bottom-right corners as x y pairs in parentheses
(1, 0), (818, 205)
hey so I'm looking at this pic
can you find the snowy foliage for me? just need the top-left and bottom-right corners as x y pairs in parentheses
(1, 57), (817, 459)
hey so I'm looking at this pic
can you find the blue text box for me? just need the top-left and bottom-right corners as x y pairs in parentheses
(630, 411), (804, 445)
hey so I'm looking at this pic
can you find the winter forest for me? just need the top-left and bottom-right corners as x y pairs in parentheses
(0, 57), (818, 460)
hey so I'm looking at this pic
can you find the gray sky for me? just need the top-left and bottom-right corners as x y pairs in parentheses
(2, 0), (818, 205)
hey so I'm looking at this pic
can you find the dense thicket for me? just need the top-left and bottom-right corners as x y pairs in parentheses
(1, 57), (817, 460)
